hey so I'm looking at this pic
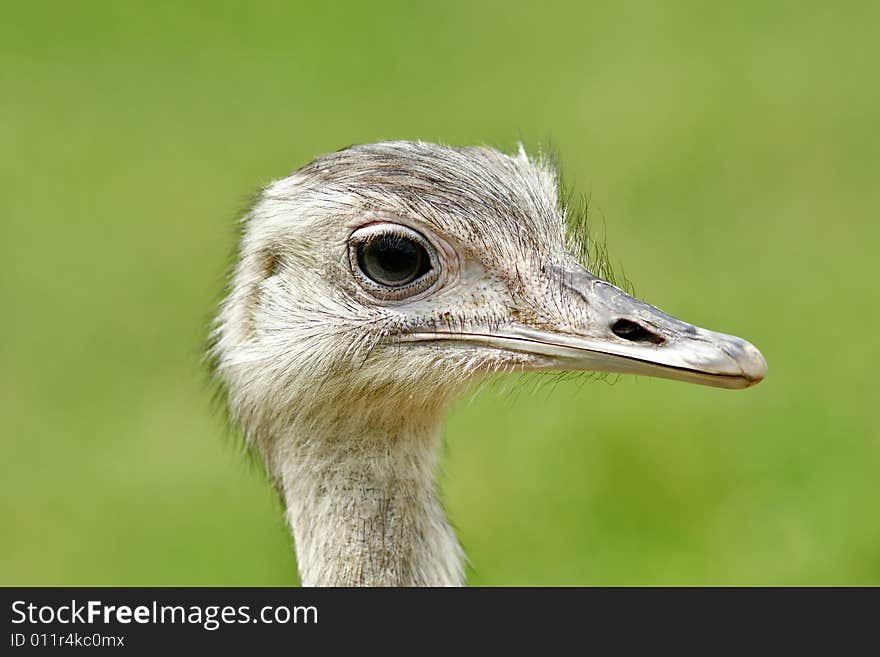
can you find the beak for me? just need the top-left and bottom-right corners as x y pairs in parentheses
(406, 265), (767, 390)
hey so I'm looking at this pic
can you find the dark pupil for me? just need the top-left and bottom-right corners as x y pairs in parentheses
(358, 235), (429, 287)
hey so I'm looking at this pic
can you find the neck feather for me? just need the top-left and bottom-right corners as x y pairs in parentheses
(276, 414), (464, 586)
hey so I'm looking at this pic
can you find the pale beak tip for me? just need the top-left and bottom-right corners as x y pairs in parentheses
(739, 340), (768, 387)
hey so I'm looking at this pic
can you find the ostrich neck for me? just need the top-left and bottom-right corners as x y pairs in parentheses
(276, 415), (464, 586)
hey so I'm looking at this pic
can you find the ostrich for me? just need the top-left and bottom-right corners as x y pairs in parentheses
(211, 141), (766, 586)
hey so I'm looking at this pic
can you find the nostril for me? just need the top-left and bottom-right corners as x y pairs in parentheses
(611, 319), (665, 345)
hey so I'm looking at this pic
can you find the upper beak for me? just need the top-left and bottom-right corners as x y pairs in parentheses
(406, 265), (767, 390)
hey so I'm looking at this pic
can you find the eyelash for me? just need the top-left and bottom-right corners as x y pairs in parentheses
(348, 223), (442, 302)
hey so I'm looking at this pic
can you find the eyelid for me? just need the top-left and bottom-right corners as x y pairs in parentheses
(348, 222), (444, 303)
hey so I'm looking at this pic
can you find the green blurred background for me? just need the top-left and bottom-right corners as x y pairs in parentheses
(2, 0), (878, 585)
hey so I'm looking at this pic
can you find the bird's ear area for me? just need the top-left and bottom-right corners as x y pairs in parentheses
(257, 248), (283, 280)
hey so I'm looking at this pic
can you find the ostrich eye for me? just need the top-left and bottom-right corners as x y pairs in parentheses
(357, 235), (430, 287)
(348, 222), (442, 301)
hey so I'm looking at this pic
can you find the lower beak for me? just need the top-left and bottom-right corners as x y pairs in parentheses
(404, 267), (767, 390)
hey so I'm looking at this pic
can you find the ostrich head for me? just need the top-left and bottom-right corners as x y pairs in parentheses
(212, 141), (766, 586)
